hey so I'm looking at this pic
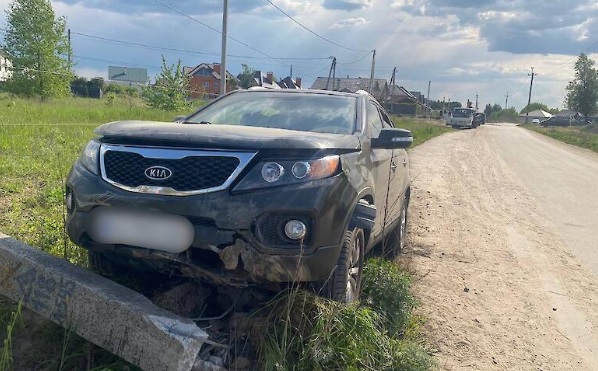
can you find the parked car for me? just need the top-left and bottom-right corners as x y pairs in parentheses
(531, 118), (540, 125)
(65, 89), (413, 303)
(540, 116), (571, 127)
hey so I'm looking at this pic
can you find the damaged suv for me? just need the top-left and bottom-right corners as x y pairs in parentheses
(65, 89), (412, 303)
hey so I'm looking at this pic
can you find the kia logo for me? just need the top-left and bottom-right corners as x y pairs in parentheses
(144, 166), (172, 180)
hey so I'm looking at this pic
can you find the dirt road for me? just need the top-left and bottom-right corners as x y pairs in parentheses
(406, 123), (598, 370)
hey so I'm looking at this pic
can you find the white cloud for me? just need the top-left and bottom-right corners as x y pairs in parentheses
(329, 17), (368, 29)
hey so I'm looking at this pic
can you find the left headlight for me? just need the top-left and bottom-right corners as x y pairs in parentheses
(234, 155), (341, 191)
(78, 140), (101, 175)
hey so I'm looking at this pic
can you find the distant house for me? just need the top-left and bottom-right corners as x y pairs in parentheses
(309, 76), (423, 115)
(0, 52), (12, 82)
(518, 109), (553, 123)
(244, 71), (281, 89)
(310, 76), (386, 98)
(278, 76), (302, 89)
(185, 62), (236, 99)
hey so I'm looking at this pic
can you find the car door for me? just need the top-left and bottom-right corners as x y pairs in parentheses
(366, 101), (393, 238)
(378, 105), (409, 225)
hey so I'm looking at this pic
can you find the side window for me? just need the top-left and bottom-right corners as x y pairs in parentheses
(378, 107), (394, 128)
(367, 102), (383, 138)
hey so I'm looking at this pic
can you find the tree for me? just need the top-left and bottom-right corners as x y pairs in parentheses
(237, 64), (257, 89)
(2, 0), (72, 98)
(565, 53), (598, 120)
(520, 102), (559, 115)
(142, 55), (190, 111)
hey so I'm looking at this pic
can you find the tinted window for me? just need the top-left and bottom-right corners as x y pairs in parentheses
(186, 92), (357, 134)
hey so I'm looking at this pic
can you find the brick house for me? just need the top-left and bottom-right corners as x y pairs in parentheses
(185, 63), (236, 99)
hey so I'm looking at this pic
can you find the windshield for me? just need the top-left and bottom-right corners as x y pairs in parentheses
(452, 108), (474, 117)
(185, 91), (357, 134)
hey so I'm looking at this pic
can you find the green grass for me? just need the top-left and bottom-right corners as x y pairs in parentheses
(0, 96), (442, 370)
(524, 123), (598, 153)
(252, 258), (434, 371)
(393, 117), (453, 146)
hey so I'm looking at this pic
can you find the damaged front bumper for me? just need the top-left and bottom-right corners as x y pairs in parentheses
(66, 162), (358, 285)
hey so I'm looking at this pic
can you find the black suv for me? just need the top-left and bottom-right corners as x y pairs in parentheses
(65, 89), (412, 303)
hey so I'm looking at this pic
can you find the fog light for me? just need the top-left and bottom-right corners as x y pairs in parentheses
(261, 162), (284, 183)
(284, 220), (307, 240)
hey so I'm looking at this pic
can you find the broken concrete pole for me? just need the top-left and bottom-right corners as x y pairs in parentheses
(0, 232), (208, 371)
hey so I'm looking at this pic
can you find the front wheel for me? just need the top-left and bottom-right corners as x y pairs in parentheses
(320, 228), (365, 303)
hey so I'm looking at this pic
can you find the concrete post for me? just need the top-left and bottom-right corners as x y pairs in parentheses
(0, 233), (208, 371)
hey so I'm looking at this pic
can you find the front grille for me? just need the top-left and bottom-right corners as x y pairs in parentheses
(99, 145), (256, 195)
(104, 151), (239, 191)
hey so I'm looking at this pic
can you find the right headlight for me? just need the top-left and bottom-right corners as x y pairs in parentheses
(78, 140), (101, 175)
(234, 155), (340, 191)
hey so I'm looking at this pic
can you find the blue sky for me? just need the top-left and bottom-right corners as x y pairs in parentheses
(2, 0), (598, 110)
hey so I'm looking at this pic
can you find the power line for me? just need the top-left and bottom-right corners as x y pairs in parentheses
(264, 0), (372, 54)
(150, 0), (301, 72)
(72, 31), (332, 61)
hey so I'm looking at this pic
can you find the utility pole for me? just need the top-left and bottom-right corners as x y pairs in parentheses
(475, 93), (479, 112)
(325, 57), (336, 90)
(426, 80), (431, 118)
(390, 67), (397, 114)
(368, 50), (376, 95)
(505, 91), (509, 109)
(290, 64), (293, 79)
(219, 0), (228, 96)
(525, 67), (536, 124)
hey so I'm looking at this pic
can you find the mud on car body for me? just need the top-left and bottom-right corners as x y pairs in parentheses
(65, 89), (412, 303)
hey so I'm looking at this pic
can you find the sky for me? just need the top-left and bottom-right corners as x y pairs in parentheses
(2, 0), (598, 111)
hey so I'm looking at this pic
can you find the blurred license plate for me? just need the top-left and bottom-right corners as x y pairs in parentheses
(88, 207), (194, 253)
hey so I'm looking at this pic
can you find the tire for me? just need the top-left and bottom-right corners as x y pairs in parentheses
(321, 228), (365, 303)
(384, 200), (408, 260)
(88, 251), (123, 277)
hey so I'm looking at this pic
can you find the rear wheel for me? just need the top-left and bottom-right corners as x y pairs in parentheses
(88, 251), (123, 277)
(321, 228), (365, 303)
(384, 200), (408, 260)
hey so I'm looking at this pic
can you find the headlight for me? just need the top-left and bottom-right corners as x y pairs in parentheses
(235, 155), (340, 191)
(79, 140), (100, 175)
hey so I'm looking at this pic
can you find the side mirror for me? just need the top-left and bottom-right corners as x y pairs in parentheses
(173, 115), (187, 123)
(371, 128), (413, 149)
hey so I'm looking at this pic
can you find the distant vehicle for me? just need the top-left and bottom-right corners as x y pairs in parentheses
(474, 113), (486, 125)
(540, 116), (571, 127)
(449, 108), (477, 129)
(531, 118), (540, 125)
(571, 117), (592, 126)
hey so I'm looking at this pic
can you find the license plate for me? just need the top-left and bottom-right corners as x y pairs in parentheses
(88, 207), (194, 253)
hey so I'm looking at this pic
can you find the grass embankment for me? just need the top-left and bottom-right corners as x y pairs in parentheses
(524, 123), (598, 154)
(0, 96), (447, 370)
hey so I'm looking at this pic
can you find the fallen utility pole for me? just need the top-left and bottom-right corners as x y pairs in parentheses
(0, 232), (208, 371)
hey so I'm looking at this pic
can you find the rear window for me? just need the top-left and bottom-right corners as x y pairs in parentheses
(185, 91), (357, 134)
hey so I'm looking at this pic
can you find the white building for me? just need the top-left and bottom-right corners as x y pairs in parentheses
(0, 52), (13, 81)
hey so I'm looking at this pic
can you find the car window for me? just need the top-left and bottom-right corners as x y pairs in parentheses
(367, 102), (384, 138)
(186, 91), (357, 134)
(378, 106), (394, 128)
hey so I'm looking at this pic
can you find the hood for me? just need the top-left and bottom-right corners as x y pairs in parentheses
(95, 120), (361, 151)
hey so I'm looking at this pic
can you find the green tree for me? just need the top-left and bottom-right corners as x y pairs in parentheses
(142, 55), (189, 111)
(565, 53), (598, 120)
(520, 102), (559, 115)
(237, 64), (257, 89)
(2, 0), (72, 98)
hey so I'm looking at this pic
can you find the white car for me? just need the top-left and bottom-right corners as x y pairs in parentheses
(532, 118), (540, 124)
